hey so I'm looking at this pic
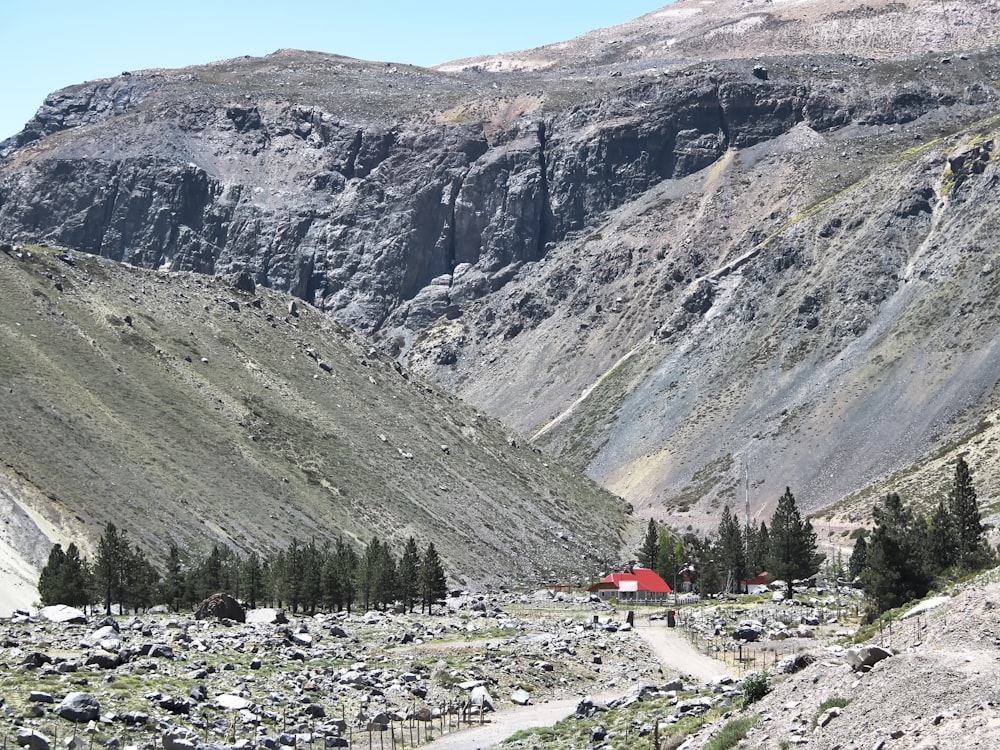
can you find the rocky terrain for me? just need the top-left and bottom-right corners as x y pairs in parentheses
(2, 0), (1000, 541)
(0, 246), (627, 610)
(8, 570), (1000, 749)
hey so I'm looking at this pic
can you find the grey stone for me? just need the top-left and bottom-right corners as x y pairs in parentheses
(55, 692), (100, 723)
(16, 728), (51, 750)
(37, 605), (86, 624)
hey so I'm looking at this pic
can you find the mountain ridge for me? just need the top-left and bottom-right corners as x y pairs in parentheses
(2, 0), (1000, 591)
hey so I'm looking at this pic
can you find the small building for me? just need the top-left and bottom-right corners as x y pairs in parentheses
(744, 571), (772, 595)
(587, 567), (672, 603)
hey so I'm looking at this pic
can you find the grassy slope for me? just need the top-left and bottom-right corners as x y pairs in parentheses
(0, 247), (627, 599)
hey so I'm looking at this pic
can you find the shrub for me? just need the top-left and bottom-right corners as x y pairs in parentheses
(811, 696), (850, 728)
(741, 671), (771, 706)
(704, 716), (757, 750)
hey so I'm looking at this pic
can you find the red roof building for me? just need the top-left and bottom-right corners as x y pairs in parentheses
(587, 567), (672, 603)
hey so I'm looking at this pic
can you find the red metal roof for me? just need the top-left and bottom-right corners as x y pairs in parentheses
(589, 567), (672, 594)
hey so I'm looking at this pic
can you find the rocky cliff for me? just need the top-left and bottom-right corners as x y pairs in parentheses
(2, 0), (1000, 537)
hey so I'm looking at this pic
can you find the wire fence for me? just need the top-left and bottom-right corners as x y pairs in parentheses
(5, 698), (499, 749)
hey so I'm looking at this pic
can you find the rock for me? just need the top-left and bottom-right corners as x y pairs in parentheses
(469, 685), (495, 711)
(162, 727), (199, 750)
(159, 695), (194, 714)
(246, 608), (288, 625)
(590, 724), (607, 742)
(846, 645), (892, 671)
(231, 270), (256, 294)
(22, 652), (52, 669)
(147, 643), (174, 658)
(85, 650), (121, 669)
(195, 593), (246, 623)
(217, 694), (251, 710)
(28, 691), (54, 703)
(16, 729), (51, 750)
(676, 697), (713, 716)
(818, 706), (842, 727)
(55, 692), (100, 722)
(120, 711), (148, 726)
(511, 688), (531, 706)
(733, 626), (761, 642)
(37, 605), (86, 624)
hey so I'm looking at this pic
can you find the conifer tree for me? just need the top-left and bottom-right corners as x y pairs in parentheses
(161, 543), (186, 612)
(848, 535), (868, 580)
(95, 522), (127, 614)
(398, 537), (421, 613)
(638, 519), (659, 568)
(926, 499), (956, 571)
(654, 528), (678, 585)
(948, 456), (990, 570)
(357, 537), (382, 611)
(861, 492), (931, 613)
(716, 505), (746, 593)
(242, 552), (264, 610)
(767, 488), (819, 601)
(420, 542), (447, 614)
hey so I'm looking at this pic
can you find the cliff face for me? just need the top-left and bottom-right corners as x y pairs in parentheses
(3, 0), (1000, 533)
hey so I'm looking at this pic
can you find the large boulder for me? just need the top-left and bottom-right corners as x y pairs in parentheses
(37, 605), (86, 624)
(245, 607), (288, 625)
(55, 692), (100, 722)
(194, 593), (245, 623)
(16, 728), (51, 750)
(846, 645), (892, 671)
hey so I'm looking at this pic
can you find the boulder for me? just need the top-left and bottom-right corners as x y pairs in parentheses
(16, 729), (51, 750)
(162, 728), (199, 750)
(511, 688), (531, 706)
(37, 605), (86, 624)
(195, 593), (245, 623)
(469, 685), (495, 711)
(846, 645), (892, 671)
(85, 650), (121, 669)
(55, 692), (100, 723)
(246, 608), (288, 625)
(217, 694), (251, 710)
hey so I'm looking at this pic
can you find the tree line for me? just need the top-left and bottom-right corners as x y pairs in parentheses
(637, 486), (820, 601)
(38, 527), (449, 616)
(849, 456), (993, 615)
(636, 456), (993, 616)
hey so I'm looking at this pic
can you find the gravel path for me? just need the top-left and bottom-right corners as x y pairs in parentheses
(422, 617), (732, 748)
(633, 619), (736, 682)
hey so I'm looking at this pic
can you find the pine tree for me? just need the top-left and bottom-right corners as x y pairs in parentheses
(38, 544), (69, 607)
(926, 499), (956, 571)
(638, 519), (659, 568)
(242, 552), (264, 610)
(398, 537), (421, 613)
(861, 493), (932, 613)
(374, 543), (397, 611)
(301, 539), (324, 614)
(948, 456), (990, 570)
(848, 535), (868, 580)
(357, 537), (382, 611)
(126, 544), (160, 612)
(161, 543), (186, 612)
(420, 542), (447, 614)
(654, 528), (678, 585)
(95, 522), (127, 614)
(335, 536), (358, 612)
(767, 488), (819, 601)
(716, 505), (745, 593)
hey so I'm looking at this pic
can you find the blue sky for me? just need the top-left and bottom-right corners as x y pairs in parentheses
(1, 1), (669, 141)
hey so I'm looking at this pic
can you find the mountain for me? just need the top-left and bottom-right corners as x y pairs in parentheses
(0, 246), (626, 610)
(2, 0), (1000, 568)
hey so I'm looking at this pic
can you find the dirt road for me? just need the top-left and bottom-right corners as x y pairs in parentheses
(421, 619), (731, 749)
(633, 620), (736, 682)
